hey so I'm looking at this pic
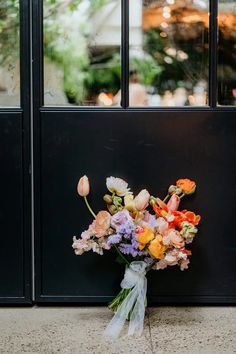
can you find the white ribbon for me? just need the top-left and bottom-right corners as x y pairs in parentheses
(104, 261), (147, 339)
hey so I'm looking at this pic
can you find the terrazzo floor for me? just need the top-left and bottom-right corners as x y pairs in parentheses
(0, 306), (235, 354)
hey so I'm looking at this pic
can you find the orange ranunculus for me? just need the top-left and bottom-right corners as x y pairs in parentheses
(176, 178), (196, 194)
(137, 228), (155, 250)
(148, 234), (165, 259)
(182, 210), (201, 225)
(94, 210), (111, 237)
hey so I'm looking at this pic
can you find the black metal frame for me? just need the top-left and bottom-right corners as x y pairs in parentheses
(0, 0), (32, 304)
(32, 0), (236, 303)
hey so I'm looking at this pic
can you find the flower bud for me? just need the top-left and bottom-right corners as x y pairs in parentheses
(103, 194), (113, 204)
(107, 204), (117, 215)
(168, 185), (177, 194)
(149, 196), (157, 206)
(167, 193), (180, 211)
(77, 175), (90, 197)
(134, 189), (150, 211)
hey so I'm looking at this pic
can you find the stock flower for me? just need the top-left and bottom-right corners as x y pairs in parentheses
(134, 189), (150, 210)
(137, 228), (155, 250)
(176, 178), (196, 194)
(148, 234), (165, 259)
(106, 176), (130, 196)
(77, 175), (90, 196)
(94, 210), (111, 237)
(180, 221), (198, 239)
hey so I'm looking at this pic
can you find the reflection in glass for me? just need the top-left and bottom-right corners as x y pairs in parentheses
(0, 0), (20, 107)
(129, 0), (209, 106)
(44, 0), (121, 106)
(218, 0), (236, 105)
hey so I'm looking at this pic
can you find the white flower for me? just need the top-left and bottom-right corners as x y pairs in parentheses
(106, 176), (131, 196)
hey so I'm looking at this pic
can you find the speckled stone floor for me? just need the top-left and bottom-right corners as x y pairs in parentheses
(0, 306), (235, 354)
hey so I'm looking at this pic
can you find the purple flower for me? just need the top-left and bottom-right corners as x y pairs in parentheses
(119, 243), (139, 257)
(107, 233), (122, 246)
(111, 210), (132, 230)
(117, 220), (135, 239)
(119, 242), (145, 257)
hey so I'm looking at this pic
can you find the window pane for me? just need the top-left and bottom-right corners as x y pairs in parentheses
(218, 0), (236, 105)
(0, 0), (20, 107)
(44, 0), (121, 106)
(129, 0), (209, 107)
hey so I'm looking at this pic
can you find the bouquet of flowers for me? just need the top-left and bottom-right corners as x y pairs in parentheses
(72, 176), (200, 339)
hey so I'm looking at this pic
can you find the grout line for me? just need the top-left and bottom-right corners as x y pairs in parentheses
(147, 308), (154, 354)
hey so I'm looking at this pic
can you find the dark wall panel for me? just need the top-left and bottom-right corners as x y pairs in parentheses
(36, 110), (236, 303)
(0, 113), (27, 301)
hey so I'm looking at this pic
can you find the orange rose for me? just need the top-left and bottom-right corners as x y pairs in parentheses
(94, 210), (111, 237)
(148, 234), (165, 259)
(137, 228), (154, 250)
(176, 178), (196, 194)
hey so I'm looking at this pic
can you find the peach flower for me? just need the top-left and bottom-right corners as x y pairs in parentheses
(94, 210), (111, 238)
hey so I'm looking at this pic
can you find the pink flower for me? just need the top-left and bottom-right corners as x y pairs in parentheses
(111, 209), (132, 230)
(94, 210), (111, 237)
(77, 175), (90, 196)
(167, 193), (180, 211)
(134, 189), (150, 210)
(156, 217), (169, 234)
(163, 229), (185, 248)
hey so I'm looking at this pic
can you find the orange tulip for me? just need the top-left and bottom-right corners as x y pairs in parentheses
(77, 175), (90, 196)
(148, 234), (165, 259)
(182, 211), (201, 225)
(176, 178), (196, 194)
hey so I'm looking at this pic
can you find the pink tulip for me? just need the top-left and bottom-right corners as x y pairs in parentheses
(167, 193), (180, 211)
(134, 189), (150, 210)
(77, 175), (90, 196)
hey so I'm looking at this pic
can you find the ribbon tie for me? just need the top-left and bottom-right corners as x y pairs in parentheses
(104, 261), (147, 339)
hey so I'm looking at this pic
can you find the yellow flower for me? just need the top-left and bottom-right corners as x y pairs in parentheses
(148, 234), (165, 259)
(137, 228), (155, 250)
(124, 194), (135, 211)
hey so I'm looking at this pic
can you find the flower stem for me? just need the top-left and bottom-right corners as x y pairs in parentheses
(83, 196), (97, 219)
(163, 194), (169, 203)
(113, 244), (130, 266)
(180, 193), (186, 199)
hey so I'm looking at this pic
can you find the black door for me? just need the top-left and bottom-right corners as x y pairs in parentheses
(0, 0), (31, 304)
(33, 0), (236, 303)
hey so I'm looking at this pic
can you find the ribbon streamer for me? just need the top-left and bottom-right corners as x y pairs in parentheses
(104, 261), (147, 339)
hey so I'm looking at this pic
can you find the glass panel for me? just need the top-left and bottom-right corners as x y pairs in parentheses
(0, 0), (20, 107)
(218, 0), (236, 105)
(44, 0), (121, 106)
(129, 0), (209, 106)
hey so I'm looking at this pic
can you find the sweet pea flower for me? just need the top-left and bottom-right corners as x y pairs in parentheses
(156, 217), (169, 234)
(77, 175), (90, 196)
(111, 209), (132, 230)
(134, 189), (150, 211)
